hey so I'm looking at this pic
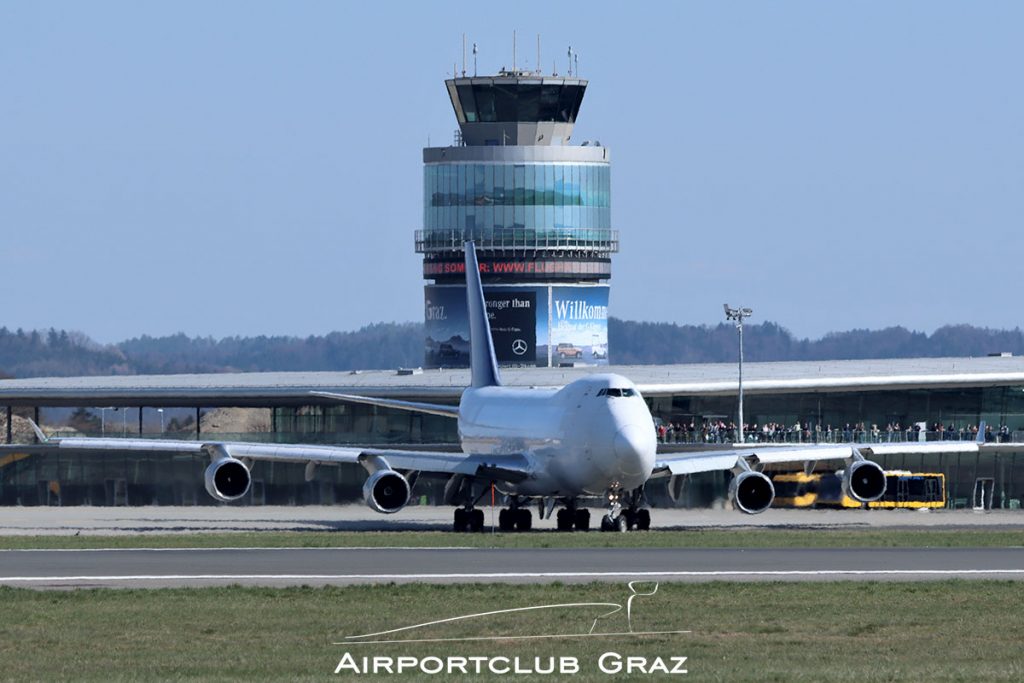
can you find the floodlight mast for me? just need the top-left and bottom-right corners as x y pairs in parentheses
(724, 304), (754, 443)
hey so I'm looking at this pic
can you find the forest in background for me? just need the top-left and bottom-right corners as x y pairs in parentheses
(0, 320), (1021, 378)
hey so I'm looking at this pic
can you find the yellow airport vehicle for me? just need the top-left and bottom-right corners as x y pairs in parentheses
(770, 472), (822, 508)
(771, 470), (946, 509)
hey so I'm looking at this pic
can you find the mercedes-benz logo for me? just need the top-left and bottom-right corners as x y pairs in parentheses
(511, 339), (528, 355)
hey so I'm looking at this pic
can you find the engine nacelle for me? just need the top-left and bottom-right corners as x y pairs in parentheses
(729, 470), (775, 514)
(363, 469), (411, 514)
(204, 457), (251, 502)
(843, 459), (887, 503)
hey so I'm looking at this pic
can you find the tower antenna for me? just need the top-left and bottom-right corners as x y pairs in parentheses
(567, 45), (573, 77)
(513, 30), (517, 71)
(536, 34), (541, 75)
(462, 34), (466, 77)
(473, 42), (478, 77)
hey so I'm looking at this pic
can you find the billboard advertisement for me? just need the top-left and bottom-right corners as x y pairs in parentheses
(425, 285), (608, 367)
(547, 286), (610, 364)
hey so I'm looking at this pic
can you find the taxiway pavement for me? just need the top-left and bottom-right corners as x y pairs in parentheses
(3, 546), (1024, 588)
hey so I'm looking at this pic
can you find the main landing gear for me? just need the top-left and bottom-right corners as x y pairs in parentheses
(555, 502), (591, 531)
(501, 497), (588, 532)
(498, 507), (532, 532)
(495, 496), (532, 531)
(600, 487), (651, 532)
(453, 507), (485, 532)
(451, 490), (533, 533)
(451, 480), (492, 532)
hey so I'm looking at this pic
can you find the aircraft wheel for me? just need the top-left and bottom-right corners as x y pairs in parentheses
(469, 509), (485, 532)
(498, 508), (515, 532)
(615, 515), (629, 532)
(574, 509), (590, 531)
(453, 508), (469, 532)
(636, 509), (651, 531)
(600, 514), (615, 532)
(556, 509), (574, 531)
(515, 508), (533, 531)
(623, 510), (637, 530)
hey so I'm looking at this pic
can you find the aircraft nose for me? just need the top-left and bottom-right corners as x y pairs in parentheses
(614, 424), (656, 477)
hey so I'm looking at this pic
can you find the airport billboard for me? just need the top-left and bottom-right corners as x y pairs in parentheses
(424, 284), (609, 367)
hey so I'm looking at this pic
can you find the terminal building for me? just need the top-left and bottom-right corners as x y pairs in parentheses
(1, 356), (1024, 510)
(418, 69), (614, 368)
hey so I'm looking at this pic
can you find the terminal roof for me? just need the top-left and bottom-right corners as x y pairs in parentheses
(0, 356), (1022, 407)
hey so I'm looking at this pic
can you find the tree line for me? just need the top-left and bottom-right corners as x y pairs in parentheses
(0, 321), (1021, 378)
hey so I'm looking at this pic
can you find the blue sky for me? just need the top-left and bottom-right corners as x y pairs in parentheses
(1, 1), (1021, 343)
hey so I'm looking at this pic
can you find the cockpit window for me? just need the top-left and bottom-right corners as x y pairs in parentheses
(597, 388), (635, 397)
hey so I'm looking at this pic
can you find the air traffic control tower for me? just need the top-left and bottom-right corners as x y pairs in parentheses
(418, 68), (616, 368)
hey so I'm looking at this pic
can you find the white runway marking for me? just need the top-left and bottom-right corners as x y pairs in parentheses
(3, 569), (1024, 582)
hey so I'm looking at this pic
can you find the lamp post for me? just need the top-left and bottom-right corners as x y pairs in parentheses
(724, 304), (753, 443)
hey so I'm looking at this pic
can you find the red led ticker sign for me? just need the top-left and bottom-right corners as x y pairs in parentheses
(424, 261), (602, 275)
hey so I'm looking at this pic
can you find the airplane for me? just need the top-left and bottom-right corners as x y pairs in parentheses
(7, 243), (992, 532)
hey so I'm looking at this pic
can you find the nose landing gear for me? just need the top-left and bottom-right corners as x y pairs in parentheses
(600, 487), (651, 532)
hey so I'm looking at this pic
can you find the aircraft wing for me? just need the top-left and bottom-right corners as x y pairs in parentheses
(653, 441), (985, 476)
(1, 436), (531, 483)
(309, 391), (460, 419)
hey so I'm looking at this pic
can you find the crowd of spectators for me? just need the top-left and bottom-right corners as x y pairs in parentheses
(655, 418), (1015, 445)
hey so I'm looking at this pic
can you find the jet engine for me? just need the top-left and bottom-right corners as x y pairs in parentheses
(843, 458), (887, 503)
(729, 470), (775, 514)
(363, 469), (411, 514)
(204, 457), (251, 502)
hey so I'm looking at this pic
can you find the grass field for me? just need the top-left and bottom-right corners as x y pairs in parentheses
(2, 527), (1024, 550)
(1, 581), (1022, 681)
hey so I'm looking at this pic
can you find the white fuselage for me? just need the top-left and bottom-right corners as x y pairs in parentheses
(457, 374), (658, 497)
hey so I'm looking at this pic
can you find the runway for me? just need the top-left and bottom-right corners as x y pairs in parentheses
(3, 546), (1024, 588)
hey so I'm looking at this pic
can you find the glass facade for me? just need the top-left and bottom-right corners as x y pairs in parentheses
(423, 163), (610, 234)
(5, 387), (1024, 507)
(649, 386), (1024, 438)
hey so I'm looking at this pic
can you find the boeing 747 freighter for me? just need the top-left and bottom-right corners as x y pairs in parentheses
(17, 243), (986, 532)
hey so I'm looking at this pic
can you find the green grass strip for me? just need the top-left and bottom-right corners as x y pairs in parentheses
(1, 581), (1022, 681)
(1, 528), (1023, 550)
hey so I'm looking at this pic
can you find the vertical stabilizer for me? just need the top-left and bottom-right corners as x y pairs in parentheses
(464, 242), (502, 387)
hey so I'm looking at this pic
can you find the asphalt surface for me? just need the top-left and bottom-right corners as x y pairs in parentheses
(4, 505), (1024, 535)
(3, 546), (1024, 588)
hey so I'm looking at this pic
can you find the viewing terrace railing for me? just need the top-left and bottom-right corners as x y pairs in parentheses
(415, 228), (619, 254)
(657, 429), (1024, 446)
(34, 429), (1023, 448)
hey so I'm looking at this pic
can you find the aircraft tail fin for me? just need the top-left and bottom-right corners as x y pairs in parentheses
(28, 419), (48, 443)
(464, 241), (502, 388)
